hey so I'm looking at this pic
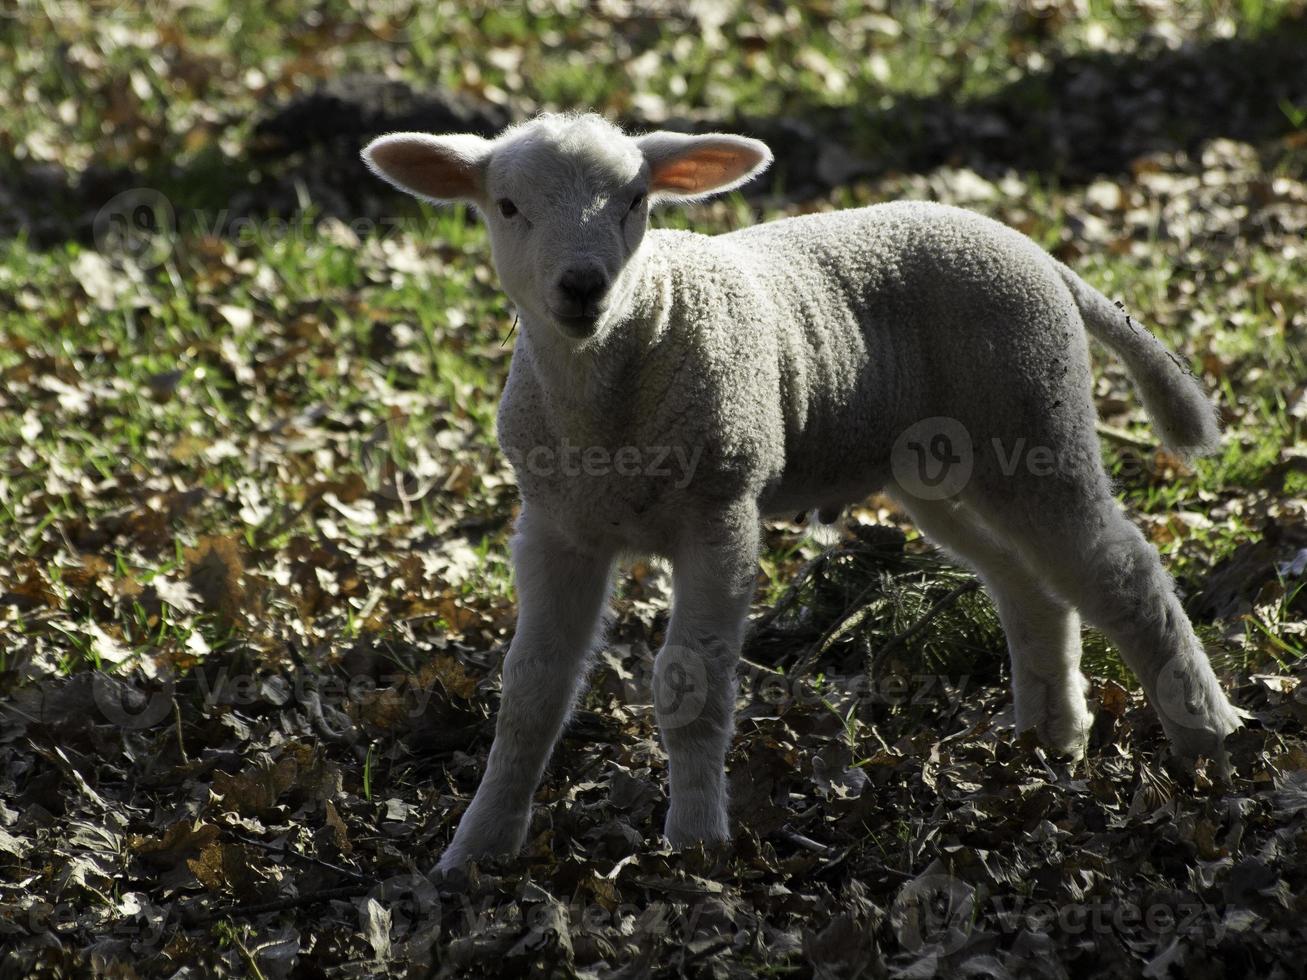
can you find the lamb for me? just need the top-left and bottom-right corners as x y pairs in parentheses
(360, 113), (1242, 874)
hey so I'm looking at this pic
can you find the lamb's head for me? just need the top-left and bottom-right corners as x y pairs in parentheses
(362, 113), (771, 343)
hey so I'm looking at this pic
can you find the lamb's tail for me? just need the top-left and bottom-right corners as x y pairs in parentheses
(1056, 263), (1221, 457)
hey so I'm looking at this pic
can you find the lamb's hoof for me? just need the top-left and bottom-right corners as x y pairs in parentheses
(664, 804), (729, 848)
(1163, 719), (1241, 783)
(1038, 703), (1095, 762)
(430, 849), (469, 879)
(430, 817), (528, 879)
(1154, 656), (1242, 771)
(1016, 677), (1094, 761)
(427, 857), (470, 889)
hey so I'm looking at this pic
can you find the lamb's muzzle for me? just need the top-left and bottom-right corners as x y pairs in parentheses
(360, 112), (1241, 876)
(553, 265), (610, 335)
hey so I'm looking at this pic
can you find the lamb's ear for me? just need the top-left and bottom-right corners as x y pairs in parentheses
(637, 132), (772, 202)
(361, 132), (491, 204)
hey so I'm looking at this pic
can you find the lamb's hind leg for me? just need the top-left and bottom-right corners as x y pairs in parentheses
(965, 478), (1240, 764)
(896, 496), (1093, 758)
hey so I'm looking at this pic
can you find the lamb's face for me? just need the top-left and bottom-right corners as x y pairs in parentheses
(483, 119), (649, 342)
(362, 115), (772, 347)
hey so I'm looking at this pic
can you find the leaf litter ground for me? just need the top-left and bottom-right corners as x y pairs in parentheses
(1, 4), (1306, 977)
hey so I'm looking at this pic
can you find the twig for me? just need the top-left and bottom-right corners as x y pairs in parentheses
(225, 831), (370, 883)
(813, 581), (883, 656)
(680, 934), (737, 969)
(630, 876), (718, 897)
(866, 722), (893, 755)
(787, 578), (884, 681)
(500, 312), (519, 347)
(748, 543), (842, 636)
(791, 575), (980, 681)
(173, 696), (189, 765)
(738, 655), (786, 678)
(230, 928), (270, 980)
(1094, 421), (1154, 450)
(871, 579), (981, 662)
(194, 885), (367, 924)
(776, 828), (835, 856)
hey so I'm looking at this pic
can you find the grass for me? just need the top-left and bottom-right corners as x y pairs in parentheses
(2, 183), (1303, 674)
(2, 0), (1304, 680)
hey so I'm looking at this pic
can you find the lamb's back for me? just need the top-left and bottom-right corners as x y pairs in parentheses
(647, 201), (1075, 512)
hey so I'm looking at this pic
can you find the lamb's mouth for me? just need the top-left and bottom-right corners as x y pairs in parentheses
(552, 310), (602, 339)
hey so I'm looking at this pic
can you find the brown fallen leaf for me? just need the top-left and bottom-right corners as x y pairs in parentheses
(184, 535), (249, 624)
(129, 820), (221, 869)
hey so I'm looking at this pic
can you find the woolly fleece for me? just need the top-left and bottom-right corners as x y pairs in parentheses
(498, 200), (1220, 558)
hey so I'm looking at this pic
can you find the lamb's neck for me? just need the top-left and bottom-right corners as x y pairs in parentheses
(519, 263), (671, 445)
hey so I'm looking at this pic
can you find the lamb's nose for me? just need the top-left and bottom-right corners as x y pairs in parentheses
(557, 267), (608, 310)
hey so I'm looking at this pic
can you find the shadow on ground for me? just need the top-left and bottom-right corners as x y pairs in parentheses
(3, 14), (1305, 248)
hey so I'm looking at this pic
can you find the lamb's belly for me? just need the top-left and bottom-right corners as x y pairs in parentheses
(763, 470), (889, 518)
(764, 431), (892, 517)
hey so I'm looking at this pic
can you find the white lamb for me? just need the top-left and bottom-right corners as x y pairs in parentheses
(361, 113), (1241, 873)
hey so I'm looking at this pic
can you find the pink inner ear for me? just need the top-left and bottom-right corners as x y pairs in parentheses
(371, 140), (479, 199)
(652, 147), (756, 192)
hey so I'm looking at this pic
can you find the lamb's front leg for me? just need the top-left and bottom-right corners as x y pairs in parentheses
(434, 515), (613, 874)
(656, 510), (759, 846)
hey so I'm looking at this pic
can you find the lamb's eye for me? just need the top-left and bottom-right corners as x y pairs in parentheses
(497, 198), (518, 218)
(629, 192), (646, 212)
